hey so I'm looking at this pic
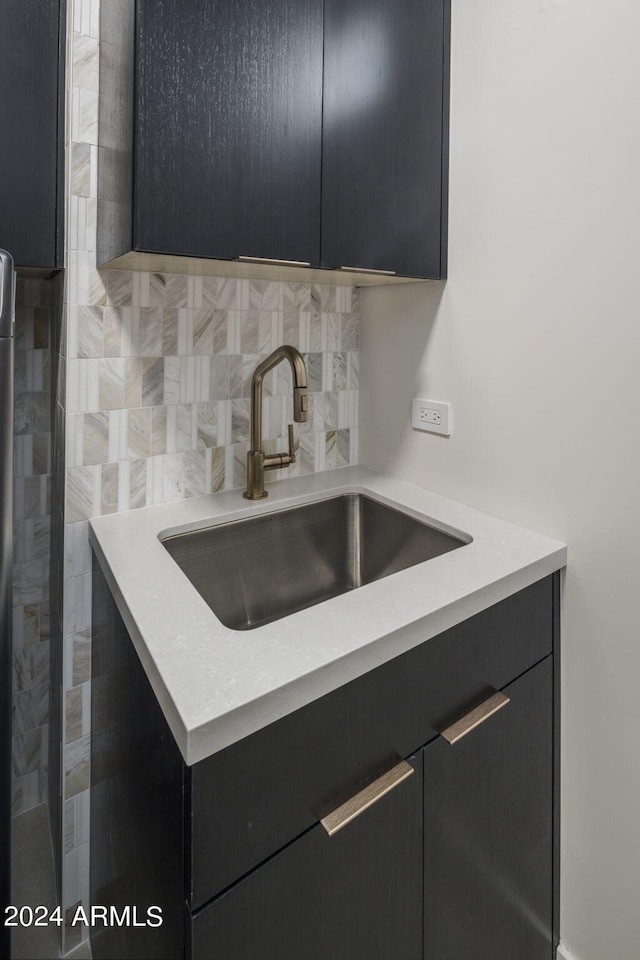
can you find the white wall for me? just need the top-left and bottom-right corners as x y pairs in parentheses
(359, 2), (640, 959)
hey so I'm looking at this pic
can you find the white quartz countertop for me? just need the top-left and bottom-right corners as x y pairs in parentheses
(89, 466), (566, 766)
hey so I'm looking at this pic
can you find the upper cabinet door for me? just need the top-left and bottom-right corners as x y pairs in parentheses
(321, 0), (450, 279)
(134, 0), (324, 265)
(0, 0), (64, 270)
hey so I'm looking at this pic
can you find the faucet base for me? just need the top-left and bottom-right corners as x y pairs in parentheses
(245, 449), (267, 500)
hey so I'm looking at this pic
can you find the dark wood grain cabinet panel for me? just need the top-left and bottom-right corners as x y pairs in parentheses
(91, 563), (185, 960)
(189, 573), (553, 908)
(100, 0), (449, 282)
(90, 563), (559, 960)
(190, 753), (423, 960)
(0, 0), (65, 270)
(135, 0), (323, 265)
(321, 0), (450, 278)
(423, 657), (554, 960)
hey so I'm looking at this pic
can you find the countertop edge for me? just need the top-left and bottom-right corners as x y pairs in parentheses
(89, 467), (567, 766)
(182, 547), (565, 765)
(90, 532), (191, 758)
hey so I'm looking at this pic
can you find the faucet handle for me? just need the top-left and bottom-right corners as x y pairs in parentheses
(287, 423), (296, 464)
(262, 424), (297, 472)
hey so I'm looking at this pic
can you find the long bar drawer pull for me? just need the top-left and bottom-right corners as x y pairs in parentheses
(237, 256), (311, 267)
(320, 760), (414, 837)
(340, 265), (397, 276)
(441, 691), (510, 745)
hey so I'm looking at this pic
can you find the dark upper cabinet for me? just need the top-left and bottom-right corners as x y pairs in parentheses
(134, 0), (323, 265)
(0, 0), (65, 271)
(423, 658), (554, 960)
(100, 0), (450, 283)
(321, 0), (450, 279)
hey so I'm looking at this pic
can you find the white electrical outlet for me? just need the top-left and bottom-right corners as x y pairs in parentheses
(411, 398), (452, 436)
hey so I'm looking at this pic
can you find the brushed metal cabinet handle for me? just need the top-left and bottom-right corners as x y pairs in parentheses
(237, 256), (312, 267)
(440, 690), (510, 745)
(339, 265), (397, 276)
(320, 760), (414, 837)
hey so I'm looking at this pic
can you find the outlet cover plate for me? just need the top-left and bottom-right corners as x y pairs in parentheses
(412, 398), (452, 436)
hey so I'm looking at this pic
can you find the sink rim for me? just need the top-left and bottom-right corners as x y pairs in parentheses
(160, 490), (473, 631)
(158, 487), (474, 550)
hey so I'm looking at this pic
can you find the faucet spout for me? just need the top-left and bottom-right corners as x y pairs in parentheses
(244, 345), (308, 500)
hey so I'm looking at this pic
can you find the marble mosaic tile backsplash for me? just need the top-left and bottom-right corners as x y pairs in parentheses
(58, 275), (359, 947)
(58, 267), (360, 947)
(64, 272), (359, 519)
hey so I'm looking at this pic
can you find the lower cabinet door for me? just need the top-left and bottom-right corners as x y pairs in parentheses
(423, 656), (554, 960)
(190, 753), (423, 960)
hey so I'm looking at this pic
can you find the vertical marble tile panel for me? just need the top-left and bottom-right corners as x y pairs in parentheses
(341, 313), (359, 351)
(163, 357), (180, 405)
(124, 358), (142, 408)
(210, 355), (230, 400)
(130, 459), (148, 510)
(230, 442), (249, 489)
(193, 309), (214, 355)
(83, 412), (108, 464)
(64, 735), (90, 799)
(139, 308), (163, 356)
(165, 275), (188, 308)
(127, 407), (151, 460)
(73, 31), (99, 92)
(177, 309), (193, 355)
(197, 402), (217, 448)
(231, 399), (250, 443)
(71, 142), (92, 198)
(71, 630), (91, 688)
(141, 357), (164, 407)
(323, 392), (339, 430)
(103, 306), (123, 356)
(150, 406), (167, 456)
(65, 687), (84, 743)
(98, 358), (125, 410)
(213, 310), (231, 354)
(210, 447), (225, 493)
(100, 462), (119, 515)
(66, 465), (100, 522)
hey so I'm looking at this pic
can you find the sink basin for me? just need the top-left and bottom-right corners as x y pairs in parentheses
(162, 494), (468, 631)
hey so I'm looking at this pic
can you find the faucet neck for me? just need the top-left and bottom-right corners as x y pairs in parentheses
(245, 345), (309, 500)
(249, 345), (308, 452)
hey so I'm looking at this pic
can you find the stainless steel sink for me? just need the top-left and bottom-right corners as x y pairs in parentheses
(162, 494), (467, 631)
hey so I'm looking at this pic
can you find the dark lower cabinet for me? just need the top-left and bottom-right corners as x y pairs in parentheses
(423, 657), (554, 960)
(90, 576), (185, 960)
(91, 566), (559, 960)
(190, 753), (423, 960)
